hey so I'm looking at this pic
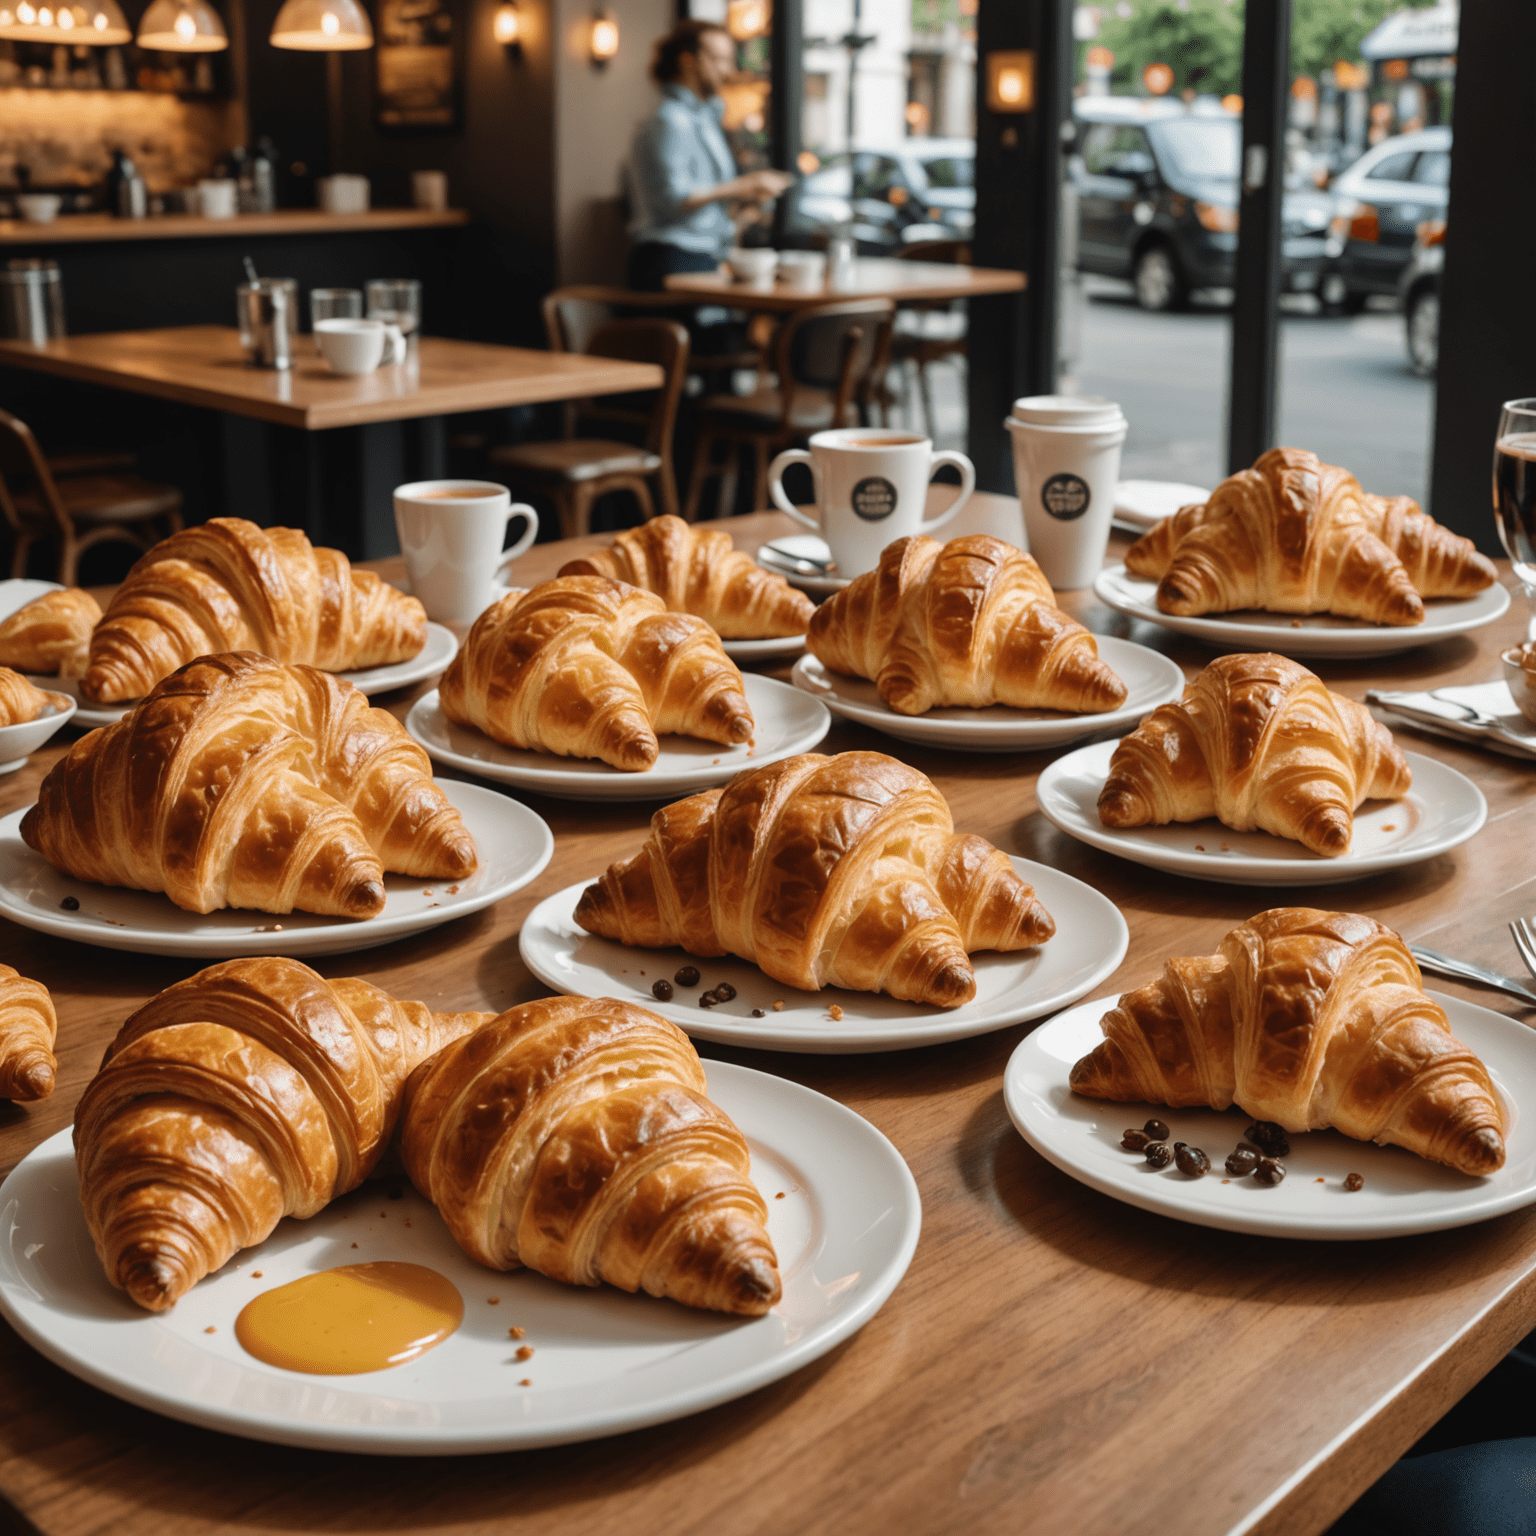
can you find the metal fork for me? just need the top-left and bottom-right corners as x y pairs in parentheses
(1510, 919), (1536, 987)
(1411, 943), (1536, 1009)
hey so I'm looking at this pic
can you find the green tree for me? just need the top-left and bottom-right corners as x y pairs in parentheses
(1291, 0), (1437, 80)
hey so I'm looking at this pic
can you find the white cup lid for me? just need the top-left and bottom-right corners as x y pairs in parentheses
(1010, 394), (1124, 428)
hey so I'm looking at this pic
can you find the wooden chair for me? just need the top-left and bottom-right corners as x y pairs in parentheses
(681, 297), (896, 521)
(0, 409), (182, 585)
(489, 318), (690, 538)
(880, 240), (972, 438)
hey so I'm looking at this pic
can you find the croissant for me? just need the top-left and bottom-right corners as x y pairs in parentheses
(809, 534), (1128, 716)
(1098, 652), (1409, 857)
(74, 957), (494, 1311)
(0, 667), (65, 726)
(576, 750), (1055, 1007)
(400, 994), (780, 1315)
(558, 515), (814, 639)
(82, 518), (427, 704)
(0, 588), (100, 676)
(0, 964), (57, 1101)
(440, 576), (754, 772)
(1069, 908), (1507, 1177)
(1122, 448), (1495, 624)
(23, 651), (476, 918)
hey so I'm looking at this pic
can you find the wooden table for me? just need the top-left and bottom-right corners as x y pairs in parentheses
(663, 256), (1026, 311)
(0, 326), (663, 431)
(0, 502), (1531, 1535)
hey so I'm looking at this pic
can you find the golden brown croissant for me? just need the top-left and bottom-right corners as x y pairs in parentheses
(0, 667), (65, 726)
(0, 588), (100, 677)
(1098, 652), (1409, 857)
(0, 964), (57, 1101)
(74, 957), (494, 1311)
(82, 518), (427, 704)
(400, 994), (780, 1315)
(809, 534), (1128, 716)
(1122, 448), (1495, 624)
(576, 750), (1054, 1007)
(440, 576), (754, 772)
(558, 514), (814, 639)
(1069, 908), (1507, 1176)
(23, 651), (476, 918)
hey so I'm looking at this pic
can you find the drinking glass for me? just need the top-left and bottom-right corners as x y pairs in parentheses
(366, 278), (421, 341)
(1493, 398), (1536, 633)
(310, 287), (363, 332)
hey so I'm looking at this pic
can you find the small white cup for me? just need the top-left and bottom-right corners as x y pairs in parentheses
(197, 179), (237, 219)
(314, 317), (406, 375)
(777, 251), (827, 291)
(1007, 394), (1128, 589)
(768, 427), (975, 578)
(412, 170), (448, 211)
(14, 194), (61, 224)
(394, 480), (540, 624)
(726, 247), (778, 285)
(317, 174), (371, 214)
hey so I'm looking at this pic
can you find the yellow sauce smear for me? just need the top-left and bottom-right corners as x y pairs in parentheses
(235, 1262), (463, 1375)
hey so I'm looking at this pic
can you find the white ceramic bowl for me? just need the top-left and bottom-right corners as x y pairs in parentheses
(726, 248), (778, 284)
(0, 691), (74, 773)
(1501, 646), (1536, 725)
(15, 195), (61, 225)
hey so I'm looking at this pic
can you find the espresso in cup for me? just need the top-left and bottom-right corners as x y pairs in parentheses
(767, 427), (975, 577)
(393, 480), (539, 623)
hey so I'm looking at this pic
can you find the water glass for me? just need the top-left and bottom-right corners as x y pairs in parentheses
(310, 287), (363, 332)
(366, 278), (422, 339)
(1493, 397), (1536, 634)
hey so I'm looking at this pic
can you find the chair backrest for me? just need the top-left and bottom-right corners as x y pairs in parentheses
(774, 299), (896, 429)
(0, 409), (67, 539)
(577, 318), (691, 457)
(542, 286), (694, 354)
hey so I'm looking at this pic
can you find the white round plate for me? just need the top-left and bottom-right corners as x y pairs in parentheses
(755, 535), (849, 596)
(721, 633), (807, 662)
(391, 576), (515, 618)
(1113, 480), (1210, 529)
(0, 578), (64, 623)
(406, 674), (831, 803)
(0, 779), (553, 957)
(789, 637), (1184, 753)
(0, 1064), (920, 1453)
(0, 691), (74, 773)
(1036, 739), (1485, 887)
(518, 858), (1128, 1053)
(1093, 565), (1512, 658)
(40, 624), (461, 731)
(1005, 990), (1535, 1240)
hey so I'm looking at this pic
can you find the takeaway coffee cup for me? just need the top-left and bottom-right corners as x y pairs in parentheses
(314, 317), (406, 375)
(1006, 395), (1128, 589)
(393, 480), (539, 624)
(767, 427), (975, 577)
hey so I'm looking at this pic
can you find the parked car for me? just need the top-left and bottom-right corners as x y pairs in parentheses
(781, 140), (974, 253)
(1400, 218), (1444, 376)
(1071, 102), (1334, 311)
(1320, 127), (1451, 313)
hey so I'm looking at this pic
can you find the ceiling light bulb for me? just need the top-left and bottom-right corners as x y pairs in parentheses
(173, 9), (193, 36)
(492, 0), (519, 44)
(36, 6), (51, 23)
(321, 10), (338, 33)
(15, 2), (34, 20)
(57, 6), (72, 25)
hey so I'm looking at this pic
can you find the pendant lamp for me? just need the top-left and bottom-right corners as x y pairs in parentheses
(269, 0), (372, 49)
(137, 0), (227, 50)
(0, 0), (131, 43)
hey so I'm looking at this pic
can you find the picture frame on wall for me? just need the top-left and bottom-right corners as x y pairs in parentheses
(374, 0), (461, 134)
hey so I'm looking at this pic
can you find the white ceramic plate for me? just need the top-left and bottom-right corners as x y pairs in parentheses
(0, 1064), (921, 1453)
(43, 623), (461, 731)
(1036, 739), (1485, 887)
(0, 779), (553, 957)
(405, 674), (831, 803)
(518, 858), (1129, 1053)
(789, 637), (1184, 753)
(721, 633), (807, 662)
(0, 578), (64, 623)
(1113, 480), (1210, 529)
(0, 692), (74, 775)
(1005, 991), (1535, 1239)
(1092, 564), (1512, 658)
(755, 535), (849, 596)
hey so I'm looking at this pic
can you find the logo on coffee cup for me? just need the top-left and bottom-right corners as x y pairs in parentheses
(1041, 472), (1091, 521)
(851, 475), (899, 521)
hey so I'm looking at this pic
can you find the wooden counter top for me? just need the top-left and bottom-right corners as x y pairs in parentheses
(0, 208), (469, 246)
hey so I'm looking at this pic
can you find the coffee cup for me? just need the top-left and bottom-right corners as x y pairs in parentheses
(767, 427), (975, 577)
(393, 480), (539, 624)
(726, 248), (777, 285)
(777, 251), (827, 291)
(315, 317), (406, 375)
(1006, 395), (1128, 589)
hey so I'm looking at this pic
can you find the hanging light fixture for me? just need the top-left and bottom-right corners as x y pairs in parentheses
(0, 0), (130, 43)
(588, 8), (617, 67)
(137, 0), (227, 50)
(269, 0), (372, 50)
(492, 0), (520, 49)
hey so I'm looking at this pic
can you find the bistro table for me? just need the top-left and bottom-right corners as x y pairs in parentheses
(662, 255), (1026, 312)
(0, 501), (1529, 1535)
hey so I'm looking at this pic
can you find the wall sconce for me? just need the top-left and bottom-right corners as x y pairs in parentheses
(137, 0), (227, 50)
(726, 0), (767, 42)
(588, 9), (617, 68)
(492, 0), (520, 52)
(985, 50), (1034, 113)
(269, 0), (372, 49)
(0, 0), (130, 43)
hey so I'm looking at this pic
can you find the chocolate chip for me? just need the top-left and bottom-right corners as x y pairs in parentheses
(1253, 1157), (1286, 1187)
(1121, 1128), (1150, 1152)
(651, 979), (674, 1002)
(1174, 1145), (1210, 1177)
(1225, 1147), (1260, 1177)
(713, 982), (736, 1002)
(1244, 1121), (1291, 1158)
(1144, 1118), (1170, 1141)
(387, 1185), (403, 1200)
(1144, 1142), (1173, 1169)
(751, 1008), (766, 1018)
(674, 965), (701, 987)
(1344, 1172), (1364, 1192)
(699, 992), (718, 1008)
(59, 896), (79, 911)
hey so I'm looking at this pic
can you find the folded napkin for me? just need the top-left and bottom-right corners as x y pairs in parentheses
(1366, 680), (1536, 761)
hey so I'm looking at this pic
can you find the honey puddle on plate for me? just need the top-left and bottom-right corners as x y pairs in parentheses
(235, 1262), (464, 1375)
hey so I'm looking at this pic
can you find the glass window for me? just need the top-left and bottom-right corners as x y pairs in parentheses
(922, 155), (973, 189)
(1150, 117), (1240, 180)
(1084, 125), (1152, 177)
(1412, 151), (1451, 186)
(1369, 151), (1419, 183)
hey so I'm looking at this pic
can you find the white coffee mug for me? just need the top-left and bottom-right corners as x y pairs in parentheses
(1007, 395), (1128, 589)
(777, 251), (827, 291)
(393, 480), (539, 624)
(768, 427), (975, 577)
(314, 317), (406, 375)
(412, 169), (448, 211)
(197, 178), (237, 219)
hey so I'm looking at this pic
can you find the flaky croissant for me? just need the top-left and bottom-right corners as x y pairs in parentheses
(1098, 652), (1410, 857)
(0, 964), (57, 1101)
(1070, 908), (1506, 1176)
(74, 957), (494, 1311)
(809, 534), (1128, 716)
(1123, 448), (1496, 624)
(82, 518), (427, 703)
(400, 994), (780, 1315)
(0, 668), (65, 726)
(558, 515), (814, 639)
(0, 588), (100, 677)
(23, 651), (476, 918)
(440, 576), (754, 771)
(577, 750), (1054, 1007)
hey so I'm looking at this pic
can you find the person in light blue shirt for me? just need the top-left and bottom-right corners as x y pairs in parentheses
(626, 20), (792, 292)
